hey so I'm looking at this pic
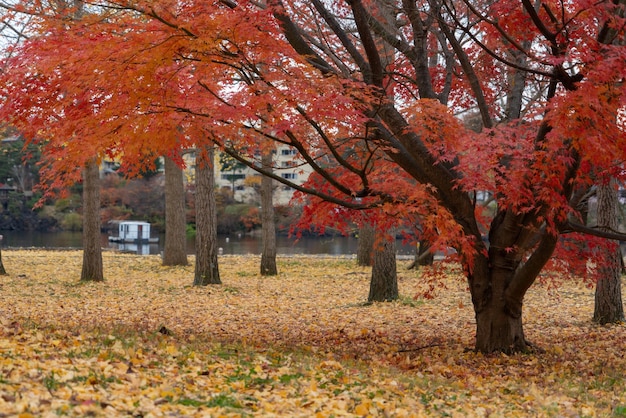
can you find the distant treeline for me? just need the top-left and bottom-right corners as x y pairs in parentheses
(0, 173), (302, 235)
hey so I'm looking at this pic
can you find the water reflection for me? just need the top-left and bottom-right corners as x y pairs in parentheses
(109, 242), (159, 255)
(0, 230), (416, 256)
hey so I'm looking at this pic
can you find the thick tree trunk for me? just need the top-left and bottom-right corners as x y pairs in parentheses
(594, 261), (624, 324)
(260, 152), (277, 276)
(471, 264), (530, 353)
(474, 295), (527, 353)
(593, 180), (624, 324)
(468, 209), (559, 353)
(357, 224), (375, 266)
(368, 229), (398, 302)
(194, 148), (221, 285)
(163, 156), (188, 266)
(475, 309), (526, 353)
(81, 159), (103, 282)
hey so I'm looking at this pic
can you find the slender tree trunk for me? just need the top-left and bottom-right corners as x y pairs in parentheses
(81, 158), (103, 282)
(194, 147), (220, 285)
(368, 229), (398, 302)
(0, 236), (7, 276)
(70, 1), (102, 282)
(163, 156), (188, 266)
(593, 179), (624, 324)
(357, 224), (375, 266)
(260, 152), (277, 275)
(417, 238), (434, 266)
(408, 238), (434, 270)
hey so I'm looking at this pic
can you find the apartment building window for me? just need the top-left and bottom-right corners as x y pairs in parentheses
(281, 173), (297, 180)
(281, 148), (297, 156)
(221, 174), (246, 181)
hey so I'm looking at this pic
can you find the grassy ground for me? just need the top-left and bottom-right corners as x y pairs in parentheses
(0, 250), (625, 417)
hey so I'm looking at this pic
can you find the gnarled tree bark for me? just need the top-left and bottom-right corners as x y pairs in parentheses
(593, 179), (624, 324)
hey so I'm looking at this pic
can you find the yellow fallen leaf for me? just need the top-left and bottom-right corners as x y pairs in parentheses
(354, 402), (370, 416)
(165, 345), (179, 356)
(159, 389), (175, 398)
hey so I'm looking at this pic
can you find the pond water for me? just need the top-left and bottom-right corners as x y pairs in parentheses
(0, 230), (417, 256)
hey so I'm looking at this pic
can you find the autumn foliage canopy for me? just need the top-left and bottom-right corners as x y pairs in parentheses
(0, 0), (625, 352)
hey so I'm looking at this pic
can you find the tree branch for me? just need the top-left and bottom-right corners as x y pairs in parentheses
(309, 0), (369, 77)
(269, 0), (335, 75)
(348, 0), (383, 87)
(505, 231), (558, 318)
(216, 140), (371, 210)
(435, 10), (493, 128)
(401, 0), (436, 98)
(562, 221), (626, 241)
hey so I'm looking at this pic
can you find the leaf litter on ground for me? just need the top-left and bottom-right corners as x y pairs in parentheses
(0, 250), (625, 417)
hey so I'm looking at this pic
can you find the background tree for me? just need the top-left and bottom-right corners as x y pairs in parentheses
(407, 224), (435, 270)
(356, 224), (375, 267)
(0, 235), (7, 275)
(218, 152), (247, 201)
(593, 179), (624, 324)
(355, 220), (399, 302)
(163, 155), (188, 266)
(592, 0), (626, 324)
(71, 0), (102, 283)
(260, 150), (277, 276)
(121, 177), (165, 225)
(0, 135), (40, 195)
(194, 147), (220, 285)
(80, 158), (103, 282)
(368, 228), (398, 302)
(406, 240), (435, 270)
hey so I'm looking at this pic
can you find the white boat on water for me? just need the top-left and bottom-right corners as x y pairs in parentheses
(108, 220), (159, 243)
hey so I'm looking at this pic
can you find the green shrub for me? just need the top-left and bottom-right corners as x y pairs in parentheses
(54, 195), (80, 213)
(61, 212), (82, 231)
